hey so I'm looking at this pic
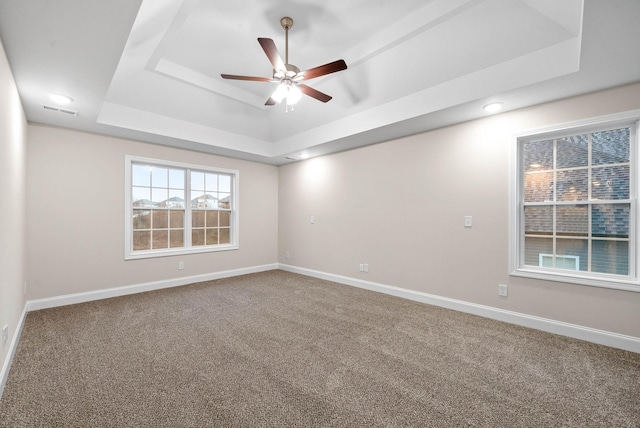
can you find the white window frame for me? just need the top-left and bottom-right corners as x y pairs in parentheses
(510, 110), (640, 292)
(124, 155), (239, 260)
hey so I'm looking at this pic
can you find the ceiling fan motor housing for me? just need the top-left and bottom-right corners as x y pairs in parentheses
(274, 64), (300, 79)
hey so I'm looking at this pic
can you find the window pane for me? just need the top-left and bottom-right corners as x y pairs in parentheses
(557, 134), (588, 168)
(206, 211), (218, 227)
(556, 238), (587, 271)
(524, 140), (553, 171)
(206, 228), (218, 245)
(133, 210), (150, 230)
(169, 169), (184, 189)
(132, 187), (150, 207)
(151, 188), (168, 205)
(218, 193), (231, 209)
(591, 165), (629, 200)
(152, 230), (168, 249)
(219, 174), (231, 192)
(592, 240), (629, 275)
(151, 167), (168, 187)
(166, 189), (185, 208)
(169, 210), (184, 228)
(152, 210), (168, 229)
(592, 128), (629, 166)
(524, 237), (552, 266)
(220, 228), (230, 244)
(557, 169), (588, 201)
(592, 204), (630, 238)
(191, 171), (205, 191)
(219, 211), (230, 227)
(557, 205), (588, 237)
(170, 229), (184, 248)
(524, 172), (553, 202)
(192, 229), (205, 246)
(192, 210), (205, 227)
(206, 173), (218, 192)
(524, 206), (552, 235)
(133, 231), (150, 251)
(205, 193), (218, 209)
(132, 164), (151, 186)
(192, 192), (216, 208)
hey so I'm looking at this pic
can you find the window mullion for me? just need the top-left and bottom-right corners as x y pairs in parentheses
(552, 138), (557, 268)
(587, 132), (592, 272)
(185, 168), (192, 248)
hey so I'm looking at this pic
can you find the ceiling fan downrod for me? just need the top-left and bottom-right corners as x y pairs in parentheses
(281, 16), (293, 66)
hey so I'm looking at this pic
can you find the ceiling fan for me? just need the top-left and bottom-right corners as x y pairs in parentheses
(221, 16), (347, 108)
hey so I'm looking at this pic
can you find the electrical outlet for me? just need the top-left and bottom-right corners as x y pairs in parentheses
(498, 284), (508, 297)
(359, 263), (369, 273)
(464, 216), (473, 227)
(285, 251), (290, 259)
(2, 325), (8, 347)
(178, 261), (184, 270)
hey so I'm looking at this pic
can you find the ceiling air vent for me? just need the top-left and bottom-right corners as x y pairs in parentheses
(43, 104), (78, 116)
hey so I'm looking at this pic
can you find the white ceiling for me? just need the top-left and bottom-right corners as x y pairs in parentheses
(1, 0), (639, 165)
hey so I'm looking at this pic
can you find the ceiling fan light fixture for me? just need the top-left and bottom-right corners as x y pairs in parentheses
(271, 82), (289, 103)
(271, 80), (302, 105)
(286, 84), (302, 105)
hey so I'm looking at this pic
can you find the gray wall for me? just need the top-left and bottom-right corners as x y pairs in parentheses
(26, 125), (279, 299)
(278, 83), (640, 338)
(0, 38), (27, 372)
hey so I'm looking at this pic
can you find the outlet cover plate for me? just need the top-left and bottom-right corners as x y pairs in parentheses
(498, 284), (508, 297)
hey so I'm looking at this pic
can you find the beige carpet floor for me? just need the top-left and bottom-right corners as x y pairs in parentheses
(0, 270), (639, 427)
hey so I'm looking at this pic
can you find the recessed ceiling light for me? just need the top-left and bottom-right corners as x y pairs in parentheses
(299, 153), (310, 159)
(49, 94), (73, 105)
(483, 102), (503, 113)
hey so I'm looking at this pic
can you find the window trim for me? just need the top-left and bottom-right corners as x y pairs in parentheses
(509, 110), (640, 292)
(124, 155), (239, 260)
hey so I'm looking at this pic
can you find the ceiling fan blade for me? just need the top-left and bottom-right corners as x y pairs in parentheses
(299, 59), (347, 81)
(258, 38), (286, 72)
(221, 74), (273, 82)
(299, 84), (332, 103)
(265, 97), (277, 106)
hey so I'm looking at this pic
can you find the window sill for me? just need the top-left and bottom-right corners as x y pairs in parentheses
(511, 267), (640, 292)
(125, 244), (239, 260)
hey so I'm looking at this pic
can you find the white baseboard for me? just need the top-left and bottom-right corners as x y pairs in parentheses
(26, 263), (278, 312)
(0, 305), (27, 399)
(278, 263), (640, 354)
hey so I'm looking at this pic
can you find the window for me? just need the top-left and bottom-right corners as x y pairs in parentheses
(125, 156), (238, 259)
(511, 111), (640, 291)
